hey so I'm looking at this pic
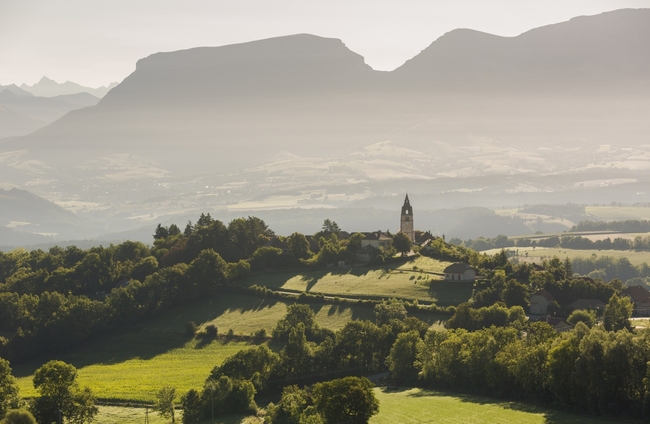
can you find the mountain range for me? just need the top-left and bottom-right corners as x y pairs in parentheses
(0, 85), (100, 138)
(20, 76), (118, 98)
(0, 8), (649, 247)
(1, 8), (648, 175)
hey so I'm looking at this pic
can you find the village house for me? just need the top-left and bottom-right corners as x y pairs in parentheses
(530, 288), (554, 315)
(443, 263), (476, 281)
(360, 231), (393, 249)
(621, 285), (650, 316)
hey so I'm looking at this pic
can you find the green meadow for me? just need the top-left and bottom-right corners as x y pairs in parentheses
(244, 256), (473, 306)
(370, 388), (633, 424)
(13, 292), (446, 402)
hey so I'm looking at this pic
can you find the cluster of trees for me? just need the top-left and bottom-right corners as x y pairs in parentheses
(0, 359), (96, 424)
(454, 233), (650, 252)
(572, 219), (650, 233)
(173, 301), (417, 423)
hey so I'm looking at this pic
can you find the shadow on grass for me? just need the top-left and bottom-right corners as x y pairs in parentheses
(402, 389), (630, 424)
(12, 293), (279, 379)
(427, 280), (474, 306)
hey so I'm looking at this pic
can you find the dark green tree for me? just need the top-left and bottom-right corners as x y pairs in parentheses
(286, 233), (312, 260)
(387, 330), (424, 383)
(312, 377), (378, 424)
(391, 232), (412, 256)
(2, 410), (36, 424)
(603, 295), (633, 331)
(180, 389), (203, 424)
(0, 358), (20, 420)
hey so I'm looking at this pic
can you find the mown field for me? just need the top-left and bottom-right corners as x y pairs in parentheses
(370, 388), (635, 424)
(483, 246), (650, 267)
(13, 291), (447, 402)
(585, 206), (650, 221)
(244, 256), (473, 306)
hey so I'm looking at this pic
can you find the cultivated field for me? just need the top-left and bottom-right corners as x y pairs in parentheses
(484, 246), (650, 267)
(370, 388), (634, 424)
(244, 257), (473, 306)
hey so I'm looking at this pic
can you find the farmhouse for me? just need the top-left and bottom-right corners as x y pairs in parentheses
(264, 237), (290, 253)
(530, 289), (554, 315)
(444, 263), (476, 281)
(360, 231), (393, 249)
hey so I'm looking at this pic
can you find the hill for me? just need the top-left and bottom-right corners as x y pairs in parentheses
(0, 188), (84, 245)
(0, 88), (99, 138)
(2, 9), (648, 173)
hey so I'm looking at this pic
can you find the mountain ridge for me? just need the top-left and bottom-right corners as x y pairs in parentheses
(2, 8), (649, 173)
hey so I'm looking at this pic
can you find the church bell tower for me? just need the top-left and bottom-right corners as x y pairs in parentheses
(400, 194), (414, 241)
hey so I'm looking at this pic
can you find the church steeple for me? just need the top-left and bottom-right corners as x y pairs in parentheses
(400, 194), (414, 241)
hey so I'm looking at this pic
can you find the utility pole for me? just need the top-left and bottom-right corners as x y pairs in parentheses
(57, 409), (62, 424)
(144, 407), (149, 424)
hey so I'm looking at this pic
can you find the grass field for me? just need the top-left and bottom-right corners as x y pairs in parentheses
(484, 246), (650, 267)
(11, 293), (390, 402)
(245, 257), (472, 306)
(370, 388), (635, 424)
(586, 206), (650, 221)
(12, 292), (446, 403)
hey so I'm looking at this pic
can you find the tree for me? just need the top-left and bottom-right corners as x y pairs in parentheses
(2, 410), (36, 424)
(387, 330), (424, 383)
(286, 233), (312, 260)
(567, 309), (597, 328)
(312, 377), (379, 424)
(392, 232), (412, 256)
(32, 360), (97, 424)
(154, 385), (176, 423)
(0, 358), (20, 420)
(374, 299), (407, 326)
(180, 389), (203, 424)
(321, 219), (341, 234)
(603, 295), (633, 331)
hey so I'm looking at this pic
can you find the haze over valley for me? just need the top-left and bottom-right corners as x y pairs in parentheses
(1, 8), (649, 247)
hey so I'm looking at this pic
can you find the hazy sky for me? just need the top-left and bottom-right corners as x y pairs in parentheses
(1, 0), (647, 87)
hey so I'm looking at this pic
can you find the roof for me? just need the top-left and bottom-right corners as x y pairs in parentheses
(545, 316), (572, 330)
(532, 289), (554, 302)
(264, 237), (289, 251)
(444, 263), (474, 274)
(363, 231), (392, 241)
(531, 263), (546, 271)
(567, 298), (606, 310)
(622, 285), (650, 302)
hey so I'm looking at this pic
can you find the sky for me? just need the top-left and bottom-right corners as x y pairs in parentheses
(1, 0), (648, 88)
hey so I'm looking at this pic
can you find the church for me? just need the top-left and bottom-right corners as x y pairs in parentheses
(400, 194), (415, 241)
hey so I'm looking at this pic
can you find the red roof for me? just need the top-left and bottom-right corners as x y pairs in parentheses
(622, 285), (650, 303)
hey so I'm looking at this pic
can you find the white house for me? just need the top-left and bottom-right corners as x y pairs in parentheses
(530, 289), (555, 315)
(443, 263), (476, 281)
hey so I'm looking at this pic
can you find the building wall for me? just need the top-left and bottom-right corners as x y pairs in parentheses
(530, 295), (550, 315)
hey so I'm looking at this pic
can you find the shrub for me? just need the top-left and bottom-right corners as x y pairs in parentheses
(205, 325), (218, 338)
